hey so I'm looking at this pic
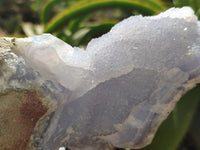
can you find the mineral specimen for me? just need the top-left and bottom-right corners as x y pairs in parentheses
(1, 6), (200, 150)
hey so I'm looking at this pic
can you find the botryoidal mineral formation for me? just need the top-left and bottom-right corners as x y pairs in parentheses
(0, 6), (200, 150)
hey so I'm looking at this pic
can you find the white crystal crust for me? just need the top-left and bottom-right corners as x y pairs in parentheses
(7, 6), (200, 150)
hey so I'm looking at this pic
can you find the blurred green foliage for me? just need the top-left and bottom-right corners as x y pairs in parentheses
(0, 0), (43, 35)
(0, 0), (200, 150)
(42, 0), (167, 46)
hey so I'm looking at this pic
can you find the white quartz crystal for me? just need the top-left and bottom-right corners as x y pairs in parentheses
(2, 6), (200, 150)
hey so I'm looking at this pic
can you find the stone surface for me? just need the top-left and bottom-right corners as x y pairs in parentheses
(1, 6), (200, 150)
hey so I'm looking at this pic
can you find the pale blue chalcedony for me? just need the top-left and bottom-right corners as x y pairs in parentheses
(3, 6), (200, 150)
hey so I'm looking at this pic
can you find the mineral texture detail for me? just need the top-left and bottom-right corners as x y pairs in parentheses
(1, 6), (200, 150)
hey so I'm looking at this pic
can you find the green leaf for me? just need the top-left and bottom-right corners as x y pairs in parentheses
(173, 0), (190, 7)
(134, 84), (200, 150)
(68, 18), (84, 34)
(181, 100), (200, 149)
(41, 0), (62, 23)
(41, 0), (81, 24)
(190, 0), (200, 12)
(44, 0), (166, 33)
(78, 22), (116, 46)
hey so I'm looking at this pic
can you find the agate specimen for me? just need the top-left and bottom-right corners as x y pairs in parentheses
(0, 6), (200, 150)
